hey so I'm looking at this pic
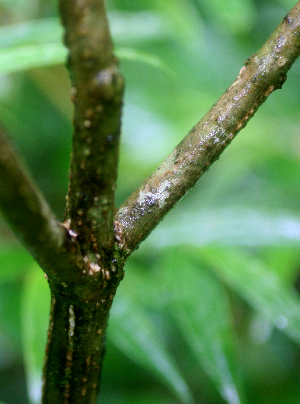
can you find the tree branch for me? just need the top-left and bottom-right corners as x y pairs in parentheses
(116, 1), (300, 256)
(2, 1), (300, 403)
(42, 291), (115, 404)
(0, 127), (85, 283)
(60, 0), (124, 257)
(40, 2), (126, 402)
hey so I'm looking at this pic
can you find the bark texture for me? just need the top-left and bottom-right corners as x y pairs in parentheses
(0, 1), (300, 404)
(116, 2), (300, 255)
(42, 0), (126, 402)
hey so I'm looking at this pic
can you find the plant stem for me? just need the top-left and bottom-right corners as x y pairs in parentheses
(0, 2), (300, 404)
(40, 1), (126, 402)
(59, 0), (124, 256)
(0, 127), (79, 283)
(42, 278), (118, 404)
(116, 1), (300, 255)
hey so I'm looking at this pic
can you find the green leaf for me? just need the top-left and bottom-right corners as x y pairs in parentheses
(109, 275), (195, 404)
(162, 251), (245, 404)
(21, 263), (50, 404)
(201, 248), (300, 344)
(0, 11), (172, 50)
(116, 48), (173, 77)
(0, 43), (67, 74)
(0, 18), (62, 49)
(0, 43), (168, 76)
(0, 16), (170, 75)
(144, 209), (300, 248)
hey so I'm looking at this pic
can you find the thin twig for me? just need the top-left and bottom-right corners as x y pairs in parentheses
(116, 1), (300, 256)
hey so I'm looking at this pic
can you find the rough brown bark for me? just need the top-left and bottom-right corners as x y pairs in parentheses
(116, 2), (300, 255)
(0, 1), (300, 404)
(41, 1), (125, 403)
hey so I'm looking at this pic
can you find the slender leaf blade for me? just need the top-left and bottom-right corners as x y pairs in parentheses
(162, 252), (245, 404)
(201, 247), (300, 343)
(145, 209), (300, 248)
(0, 43), (168, 76)
(0, 18), (62, 49)
(0, 43), (67, 74)
(109, 285), (195, 404)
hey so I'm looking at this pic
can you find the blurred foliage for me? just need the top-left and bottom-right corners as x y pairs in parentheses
(0, 0), (300, 403)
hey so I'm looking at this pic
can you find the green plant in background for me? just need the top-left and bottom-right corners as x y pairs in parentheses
(0, 1), (300, 404)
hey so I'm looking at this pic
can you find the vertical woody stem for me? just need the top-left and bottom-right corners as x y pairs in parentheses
(60, 0), (124, 256)
(42, 290), (113, 404)
(42, 1), (126, 403)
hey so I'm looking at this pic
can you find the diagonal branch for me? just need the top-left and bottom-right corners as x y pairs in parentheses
(0, 127), (84, 283)
(60, 0), (124, 257)
(116, 1), (300, 256)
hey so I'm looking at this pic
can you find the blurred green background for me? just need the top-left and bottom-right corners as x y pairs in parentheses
(0, 0), (300, 403)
